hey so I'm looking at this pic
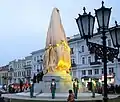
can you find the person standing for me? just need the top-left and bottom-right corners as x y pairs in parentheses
(30, 79), (34, 98)
(67, 90), (75, 102)
(20, 79), (23, 92)
(73, 78), (79, 99)
(50, 79), (56, 99)
(91, 80), (96, 98)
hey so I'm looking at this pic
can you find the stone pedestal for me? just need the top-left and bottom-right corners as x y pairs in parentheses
(34, 82), (44, 94)
(43, 71), (73, 93)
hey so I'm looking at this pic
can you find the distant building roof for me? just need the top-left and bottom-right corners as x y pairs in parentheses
(31, 49), (45, 55)
(25, 55), (32, 60)
(0, 65), (9, 71)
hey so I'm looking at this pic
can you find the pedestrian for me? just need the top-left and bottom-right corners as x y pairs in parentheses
(50, 79), (56, 99)
(67, 90), (75, 102)
(30, 79), (34, 98)
(20, 79), (23, 92)
(92, 80), (96, 98)
(73, 78), (79, 99)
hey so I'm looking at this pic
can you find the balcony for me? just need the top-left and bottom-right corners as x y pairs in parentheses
(90, 61), (102, 66)
(23, 65), (32, 69)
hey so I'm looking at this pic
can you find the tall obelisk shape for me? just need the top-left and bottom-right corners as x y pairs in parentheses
(46, 8), (67, 47)
(43, 8), (71, 74)
(43, 8), (72, 93)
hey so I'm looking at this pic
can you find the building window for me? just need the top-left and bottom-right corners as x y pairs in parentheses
(88, 70), (92, 75)
(102, 68), (104, 74)
(23, 71), (26, 76)
(27, 61), (31, 65)
(71, 59), (75, 64)
(34, 57), (36, 61)
(82, 70), (86, 75)
(19, 72), (21, 77)
(82, 46), (84, 52)
(17, 72), (19, 77)
(10, 73), (12, 76)
(70, 48), (74, 54)
(15, 72), (17, 77)
(108, 39), (111, 47)
(109, 67), (114, 74)
(88, 56), (91, 64)
(29, 70), (31, 76)
(26, 70), (28, 76)
(40, 65), (42, 71)
(37, 65), (39, 69)
(82, 57), (85, 64)
(94, 69), (99, 75)
(14, 72), (16, 77)
(34, 65), (36, 70)
(22, 71), (24, 76)
(37, 56), (39, 60)
(73, 71), (76, 77)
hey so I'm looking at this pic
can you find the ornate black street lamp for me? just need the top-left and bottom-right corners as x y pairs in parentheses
(109, 21), (120, 48)
(76, 7), (95, 41)
(76, 1), (120, 102)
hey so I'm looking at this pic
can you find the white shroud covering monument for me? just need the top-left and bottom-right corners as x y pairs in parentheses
(43, 8), (72, 93)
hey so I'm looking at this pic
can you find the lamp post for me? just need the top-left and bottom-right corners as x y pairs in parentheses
(76, 1), (120, 102)
(95, 1), (111, 100)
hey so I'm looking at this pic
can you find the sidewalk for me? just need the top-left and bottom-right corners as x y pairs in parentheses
(2, 93), (120, 101)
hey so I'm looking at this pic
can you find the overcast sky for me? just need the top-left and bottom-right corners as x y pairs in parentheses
(0, 0), (119, 66)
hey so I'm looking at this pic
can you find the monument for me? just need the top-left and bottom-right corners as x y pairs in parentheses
(9, 8), (102, 100)
(43, 7), (72, 93)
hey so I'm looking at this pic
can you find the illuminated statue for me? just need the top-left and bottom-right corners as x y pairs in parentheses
(43, 8), (71, 75)
(42, 8), (87, 93)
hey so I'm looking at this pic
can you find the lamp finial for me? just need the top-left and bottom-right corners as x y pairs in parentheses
(115, 21), (118, 26)
(83, 7), (87, 14)
(102, 1), (104, 7)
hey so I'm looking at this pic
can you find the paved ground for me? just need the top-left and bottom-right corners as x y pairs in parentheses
(2, 93), (120, 101)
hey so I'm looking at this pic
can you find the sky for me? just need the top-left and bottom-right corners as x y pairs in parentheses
(0, 0), (120, 66)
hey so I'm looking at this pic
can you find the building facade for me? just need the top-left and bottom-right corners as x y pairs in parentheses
(24, 56), (32, 82)
(8, 56), (32, 84)
(0, 65), (9, 85)
(68, 31), (120, 85)
(31, 49), (44, 78)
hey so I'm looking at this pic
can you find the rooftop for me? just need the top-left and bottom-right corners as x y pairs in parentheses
(0, 65), (9, 71)
(31, 49), (45, 55)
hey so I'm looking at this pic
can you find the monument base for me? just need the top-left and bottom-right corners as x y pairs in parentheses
(43, 71), (73, 93)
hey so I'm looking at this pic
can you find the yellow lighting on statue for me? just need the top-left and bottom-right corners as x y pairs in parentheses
(56, 44), (59, 47)
(57, 59), (71, 71)
(46, 40), (70, 52)
(46, 40), (71, 74)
